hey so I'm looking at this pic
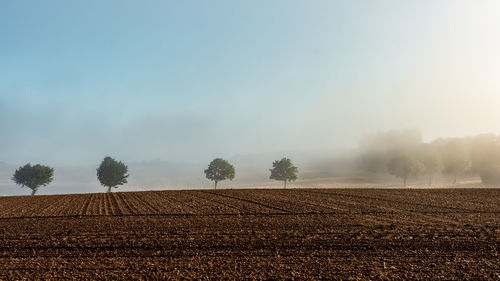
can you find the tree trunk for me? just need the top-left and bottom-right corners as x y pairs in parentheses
(403, 177), (407, 187)
(214, 181), (218, 189)
(429, 174), (432, 186)
(454, 174), (457, 184)
(284, 180), (287, 189)
(31, 188), (37, 196)
(107, 186), (112, 193)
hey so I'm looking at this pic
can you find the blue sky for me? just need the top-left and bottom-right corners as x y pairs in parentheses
(1, 0), (499, 165)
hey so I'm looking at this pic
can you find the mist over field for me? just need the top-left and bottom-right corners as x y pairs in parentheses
(0, 128), (497, 196)
(1, 1), (500, 195)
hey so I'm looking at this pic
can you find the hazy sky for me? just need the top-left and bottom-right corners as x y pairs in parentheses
(1, 0), (499, 165)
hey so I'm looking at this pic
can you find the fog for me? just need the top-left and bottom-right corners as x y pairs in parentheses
(1, 1), (500, 195)
(2, 128), (499, 196)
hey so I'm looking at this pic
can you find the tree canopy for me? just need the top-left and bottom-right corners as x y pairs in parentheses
(269, 158), (298, 188)
(468, 134), (500, 184)
(440, 139), (470, 183)
(357, 129), (422, 173)
(204, 158), (235, 189)
(418, 144), (443, 186)
(97, 157), (129, 193)
(387, 154), (424, 187)
(12, 164), (54, 195)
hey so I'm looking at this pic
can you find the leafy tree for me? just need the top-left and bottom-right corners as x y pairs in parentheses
(357, 129), (423, 173)
(204, 158), (235, 189)
(269, 157), (298, 188)
(12, 164), (54, 195)
(97, 157), (129, 193)
(418, 144), (443, 186)
(387, 154), (424, 187)
(468, 134), (500, 184)
(441, 139), (470, 184)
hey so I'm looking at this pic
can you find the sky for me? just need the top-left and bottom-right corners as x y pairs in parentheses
(1, 0), (500, 166)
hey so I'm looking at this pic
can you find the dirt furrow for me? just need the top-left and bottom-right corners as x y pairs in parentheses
(203, 190), (290, 213)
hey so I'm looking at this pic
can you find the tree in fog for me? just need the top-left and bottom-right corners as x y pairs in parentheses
(12, 164), (54, 195)
(418, 145), (443, 186)
(97, 157), (129, 193)
(441, 139), (470, 184)
(468, 134), (500, 184)
(387, 155), (424, 187)
(357, 129), (423, 173)
(269, 157), (298, 188)
(204, 158), (235, 189)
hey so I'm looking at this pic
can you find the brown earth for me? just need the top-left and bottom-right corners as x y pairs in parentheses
(0, 188), (498, 280)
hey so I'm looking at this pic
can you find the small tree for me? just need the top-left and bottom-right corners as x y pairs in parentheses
(387, 154), (424, 187)
(97, 157), (129, 193)
(204, 158), (235, 189)
(418, 145), (443, 186)
(469, 134), (500, 185)
(12, 164), (54, 195)
(441, 139), (470, 184)
(269, 157), (298, 188)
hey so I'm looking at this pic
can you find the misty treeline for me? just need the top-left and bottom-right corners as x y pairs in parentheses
(203, 157), (298, 189)
(11, 157), (130, 195)
(10, 156), (299, 195)
(8, 129), (500, 195)
(356, 129), (500, 186)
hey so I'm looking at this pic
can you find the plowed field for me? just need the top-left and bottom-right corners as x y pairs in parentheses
(0, 189), (498, 280)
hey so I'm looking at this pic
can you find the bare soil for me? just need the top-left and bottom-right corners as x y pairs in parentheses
(0, 188), (498, 280)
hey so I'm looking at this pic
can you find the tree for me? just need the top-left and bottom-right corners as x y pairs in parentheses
(269, 157), (298, 188)
(387, 155), (424, 187)
(357, 129), (423, 173)
(204, 158), (235, 189)
(468, 134), (500, 184)
(12, 164), (54, 195)
(441, 139), (470, 184)
(418, 144), (443, 186)
(97, 157), (129, 193)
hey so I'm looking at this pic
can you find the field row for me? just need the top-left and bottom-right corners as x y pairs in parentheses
(0, 189), (499, 219)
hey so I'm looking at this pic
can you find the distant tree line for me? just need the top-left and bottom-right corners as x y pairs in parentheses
(202, 157), (299, 189)
(11, 156), (130, 195)
(10, 156), (298, 195)
(10, 130), (500, 194)
(357, 130), (500, 186)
